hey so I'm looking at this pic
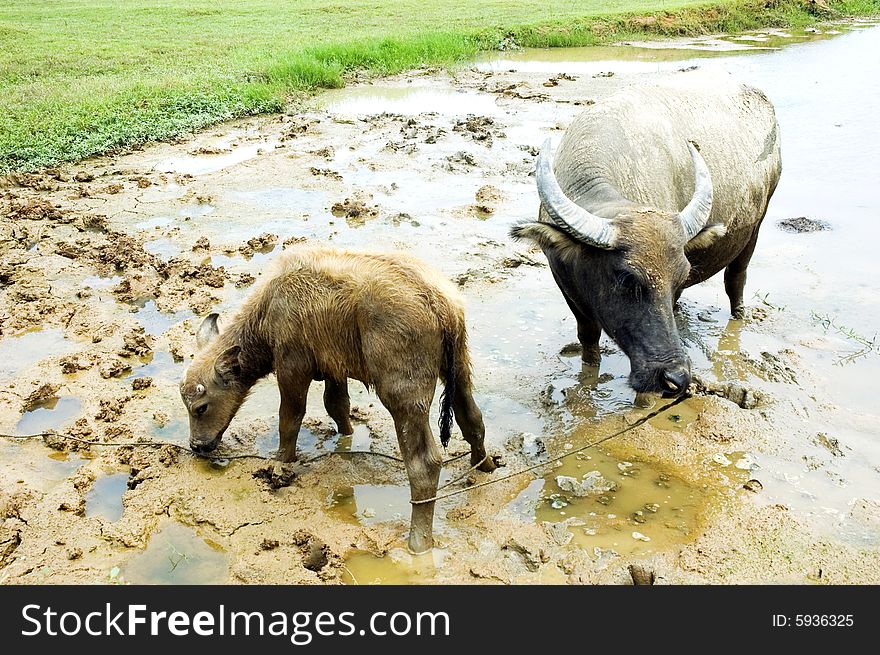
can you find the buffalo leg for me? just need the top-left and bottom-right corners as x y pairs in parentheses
(323, 378), (353, 435)
(452, 381), (496, 473)
(563, 295), (601, 365)
(724, 228), (761, 319)
(552, 273), (602, 365)
(379, 384), (442, 554)
(277, 370), (310, 463)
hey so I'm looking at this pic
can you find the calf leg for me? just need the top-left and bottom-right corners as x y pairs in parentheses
(277, 370), (311, 463)
(724, 228), (761, 319)
(323, 378), (353, 435)
(379, 385), (442, 554)
(452, 381), (496, 473)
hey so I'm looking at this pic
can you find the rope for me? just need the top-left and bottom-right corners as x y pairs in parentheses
(410, 394), (689, 505)
(0, 431), (472, 466)
(1, 394), (688, 505)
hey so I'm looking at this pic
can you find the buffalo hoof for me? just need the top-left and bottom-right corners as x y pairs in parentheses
(581, 346), (601, 367)
(277, 448), (299, 464)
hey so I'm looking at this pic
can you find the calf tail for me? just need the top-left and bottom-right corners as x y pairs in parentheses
(438, 330), (457, 448)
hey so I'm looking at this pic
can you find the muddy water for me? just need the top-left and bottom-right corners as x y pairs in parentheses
(0, 441), (87, 493)
(329, 484), (412, 525)
(120, 520), (229, 584)
(16, 397), (82, 434)
(0, 328), (76, 382)
(85, 471), (129, 522)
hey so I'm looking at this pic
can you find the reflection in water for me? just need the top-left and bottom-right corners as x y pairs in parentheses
(712, 318), (748, 382)
(154, 140), (279, 176)
(127, 351), (185, 384)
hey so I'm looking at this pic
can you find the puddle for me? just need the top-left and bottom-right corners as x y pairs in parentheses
(143, 237), (182, 260)
(334, 424), (373, 452)
(16, 396), (82, 434)
(120, 521), (229, 584)
(131, 299), (194, 337)
(0, 441), (87, 492)
(320, 85), (501, 116)
(127, 351), (185, 384)
(85, 472), (129, 522)
(509, 450), (705, 557)
(153, 140), (279, 176)
(475, 27), (841, 75)
(328, 484), (411, 525)
(81, 274), (123, 289)
(0, 328), (77, 381)
(151, 416), (189, 446)
(342, 548), (448, 585)
(180, 203), (216, 220)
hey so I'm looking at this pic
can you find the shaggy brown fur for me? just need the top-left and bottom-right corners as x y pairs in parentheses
(180, 245), (496, 553)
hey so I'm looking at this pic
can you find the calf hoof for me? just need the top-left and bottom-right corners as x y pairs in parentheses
(337, 419), (354, 436)
(473, 453), (498, 473)
(407, 531), (433, 555)
(731, 305), (746, 320)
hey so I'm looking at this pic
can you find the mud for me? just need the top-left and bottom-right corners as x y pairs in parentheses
(777, 216), (833, 233)
(1, 21), (879, 585)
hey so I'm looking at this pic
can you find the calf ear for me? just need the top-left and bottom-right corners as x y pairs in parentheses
(214, 345), (242, 383)
(510, 221), (583, 263)
(196, 313), (221, 349)
(685, 224), (726, 253)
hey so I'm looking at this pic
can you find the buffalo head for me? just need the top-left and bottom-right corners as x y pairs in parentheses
(513, 139), (725, 396)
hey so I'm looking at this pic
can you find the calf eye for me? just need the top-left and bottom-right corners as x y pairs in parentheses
(195, 404), (208, 417)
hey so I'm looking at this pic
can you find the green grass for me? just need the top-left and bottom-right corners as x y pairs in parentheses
(1, 0), (877, 173)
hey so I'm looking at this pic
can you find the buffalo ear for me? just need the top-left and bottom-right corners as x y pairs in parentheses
(510, 221), (584, 263)
(197, 313), (221, 349)
(685, 223), (726, 253)
(214, 345), (242, 383)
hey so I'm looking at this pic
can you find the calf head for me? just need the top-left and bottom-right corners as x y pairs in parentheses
(180, 313), (248, 454)
(513, 139), (725, 396)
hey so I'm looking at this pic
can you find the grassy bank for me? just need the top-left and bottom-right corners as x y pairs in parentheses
(1, 0), (877, 173)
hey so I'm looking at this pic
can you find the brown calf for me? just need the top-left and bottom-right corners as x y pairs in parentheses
(180, 245), (496, 553)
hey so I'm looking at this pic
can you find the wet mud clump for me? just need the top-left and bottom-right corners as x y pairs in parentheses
(453, 115), (505, 145)
(777, 216), (832, 233)
(331, 192), (379, 224)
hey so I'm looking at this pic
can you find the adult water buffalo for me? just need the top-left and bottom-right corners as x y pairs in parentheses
(512, 71), (781, 395)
